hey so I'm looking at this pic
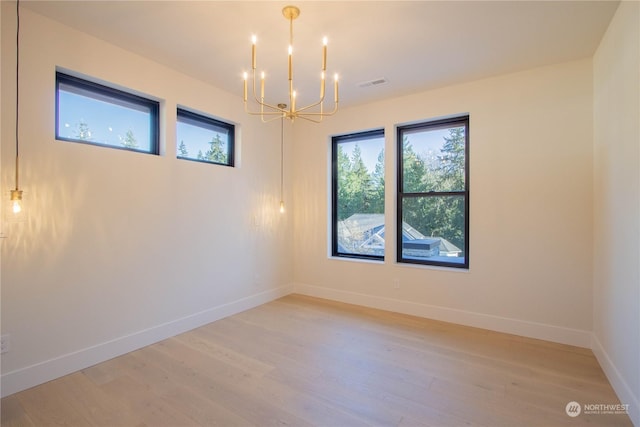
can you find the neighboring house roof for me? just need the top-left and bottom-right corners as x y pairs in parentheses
(337, 213), (461, 256)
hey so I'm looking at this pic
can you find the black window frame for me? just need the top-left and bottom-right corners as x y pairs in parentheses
(397, 116), (470, 269)
(55, 71), (160, 154)
(176, 108), (235, 167)
(331, 128), (386, 261)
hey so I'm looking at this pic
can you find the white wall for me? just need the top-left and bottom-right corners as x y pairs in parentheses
(292, 58), (594, 347)
(0, 5), (293, 396)
(593, 1), (640, 425)
(2, 5), (636, 422)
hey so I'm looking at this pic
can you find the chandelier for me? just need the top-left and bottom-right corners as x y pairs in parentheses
(243, 5), (339, 123)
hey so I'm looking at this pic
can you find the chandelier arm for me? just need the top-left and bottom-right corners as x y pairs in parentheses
(248, 98), (288, 114)
(293, 115), (325, 124)
(262, 114), (287, 124)
(296, 102), (339, 116)
(249, 71), (289, 113)
(294, 96), (326, 114)
(244, 107), (288, 116)
(250, 70), (269, 107)
(256, 102), (288, 113)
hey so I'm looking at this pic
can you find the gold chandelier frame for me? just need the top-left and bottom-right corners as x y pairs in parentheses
(243, 5), (339, 123)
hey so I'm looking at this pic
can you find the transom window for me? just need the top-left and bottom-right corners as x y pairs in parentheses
(397, 116), (469, 268)
(176, 108), (235, 167)
(331, 129), (385, 260)
(55, 72), (159, 154)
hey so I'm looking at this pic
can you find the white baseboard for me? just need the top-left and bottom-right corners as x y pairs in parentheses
(591, 335), (640, 427)
(293, 283), (592, 348)
(0, 285), (293, 398)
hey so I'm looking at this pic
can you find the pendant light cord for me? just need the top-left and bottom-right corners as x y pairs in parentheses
(14, 0), (20, 191)
(280, 116), (284, 201)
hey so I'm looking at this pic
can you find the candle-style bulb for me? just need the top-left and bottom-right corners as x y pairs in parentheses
(243, 72), (248, 101)
(251, 35), (257, 70)
(288, 45), (293, 81)
(322, 37), (327, 71)
(279, 201), (285, 214)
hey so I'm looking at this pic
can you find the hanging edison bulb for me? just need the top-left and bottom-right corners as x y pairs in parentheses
(11, 190), (23, 214)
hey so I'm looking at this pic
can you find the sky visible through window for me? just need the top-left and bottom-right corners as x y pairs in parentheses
(338, 129), (451, 171)
(403, 127), (453, 167)
(57, 90), (152, 151)
(338, 135), (385, 171)
(176, 121), (230, 160)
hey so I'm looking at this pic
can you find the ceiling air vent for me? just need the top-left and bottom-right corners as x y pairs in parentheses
(357, 78), (388, 88)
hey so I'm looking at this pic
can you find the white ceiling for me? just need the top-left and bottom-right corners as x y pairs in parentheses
(23, 1), (619, 108)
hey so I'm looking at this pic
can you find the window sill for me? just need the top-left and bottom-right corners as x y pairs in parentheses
(328, 256), (385, 265)
(394, 261), (470, 273)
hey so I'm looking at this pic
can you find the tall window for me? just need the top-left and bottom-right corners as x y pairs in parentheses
(332, 129), (385, 260)
(176, 108), (235, 167)
(56, 72), (159, 154)
(397, 116), (469, 268)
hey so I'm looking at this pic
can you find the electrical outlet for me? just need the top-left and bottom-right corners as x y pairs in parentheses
(392, 278), (400, 289)
(0, 334), (10, 354)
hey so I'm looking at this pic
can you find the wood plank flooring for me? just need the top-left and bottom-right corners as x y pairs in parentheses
(1, 294), (633, 426)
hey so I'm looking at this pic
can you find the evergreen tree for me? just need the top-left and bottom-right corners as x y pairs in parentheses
(74, 121), (92, 141)
(120, 129), (138, 149)
(336, 145), (352, 220)
(178, 140), (189, 157)
(432, 127), (466, 248)
(204, 134), (227, 164)
(346, 145), (376, 216)
(333, 130), (466, 255)
(437, 127), (465, 191)
(402, 138), (427, 193)
(370, 149), (385, 213)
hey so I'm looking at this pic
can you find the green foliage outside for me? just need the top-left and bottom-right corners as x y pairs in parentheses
(402, 127), (466, 250)
(74, 121), (92, 141)
(336, 144), (384, 221)
(120, 129), (138, 149)
(197, 134), (228, 164)
(178, 140), (189, 157)
(337, 127), (466, 251)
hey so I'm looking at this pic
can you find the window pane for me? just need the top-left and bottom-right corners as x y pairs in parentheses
(402, 125), (466, 193)
(401, 195), (466, 264)
(56, 73), (158, 153)
(177, 109), (234, 166)
(333, 131), (385, 259)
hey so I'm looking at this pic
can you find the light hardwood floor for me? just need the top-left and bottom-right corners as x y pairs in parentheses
(1, 294), (633, 426)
